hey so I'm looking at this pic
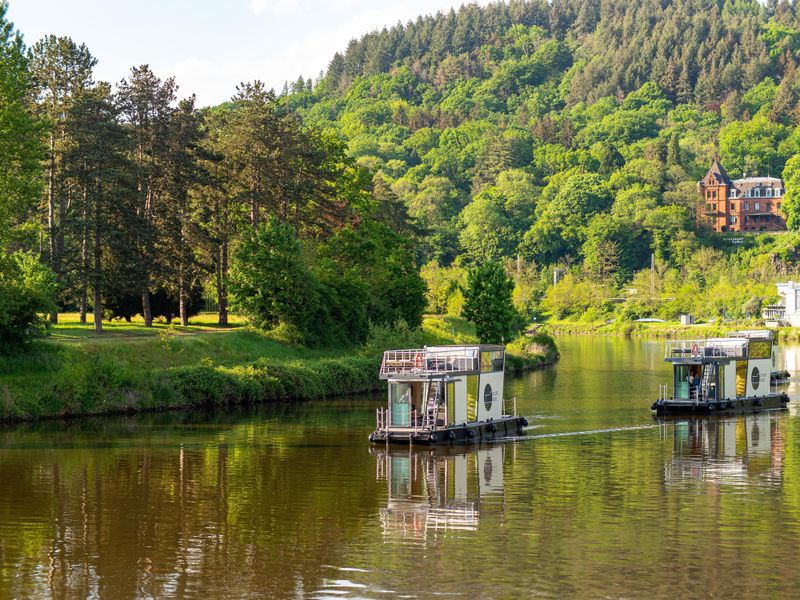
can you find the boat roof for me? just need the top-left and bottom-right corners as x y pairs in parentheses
(725, 330), (774, 340)
(425, 344), (505, 352)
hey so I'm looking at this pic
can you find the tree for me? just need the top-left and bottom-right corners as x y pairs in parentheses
(462, 262), (517, 344)
(116, 65), (177, 326)
(781, 153), (800, 229)
(719, 114), (788, 177)
(458, 189), (517, 263)
(229, 218), (317, 335)
(0, 1), (43, 249)
(29, 35), (96, 323)
(161, 96), (206, 326)
(64, 83), (135, 332)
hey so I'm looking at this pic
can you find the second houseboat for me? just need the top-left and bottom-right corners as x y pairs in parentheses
(369, 344), (527, 445)
(651, 330), (789, 415)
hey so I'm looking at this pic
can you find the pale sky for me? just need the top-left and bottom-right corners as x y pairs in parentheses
(8, 0), (490, 107)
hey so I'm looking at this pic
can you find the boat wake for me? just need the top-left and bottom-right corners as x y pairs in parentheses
(498, 423), (661, 441)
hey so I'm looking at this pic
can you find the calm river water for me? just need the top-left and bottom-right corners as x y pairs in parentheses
(3, 336), (800, 599)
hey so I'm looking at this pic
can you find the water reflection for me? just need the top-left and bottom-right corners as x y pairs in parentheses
(659, 412), (784, 484)
(371, 445), (506, 540)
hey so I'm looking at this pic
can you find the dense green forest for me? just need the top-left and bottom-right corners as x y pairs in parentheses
(285, 0), (800, 323)
(5, 0), (800, 352)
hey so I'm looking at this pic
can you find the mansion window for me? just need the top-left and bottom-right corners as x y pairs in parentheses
(731, 203), (736, 211)
(744, 203), (749, 210)
(755, 202), (760, 211)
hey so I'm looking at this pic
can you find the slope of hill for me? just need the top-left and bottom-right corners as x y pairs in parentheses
(286, 0), (800, 322)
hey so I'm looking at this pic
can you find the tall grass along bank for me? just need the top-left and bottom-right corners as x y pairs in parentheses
(0, 316), (558, 422)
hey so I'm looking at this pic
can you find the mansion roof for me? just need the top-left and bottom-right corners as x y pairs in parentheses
(699, 161), (784, 195)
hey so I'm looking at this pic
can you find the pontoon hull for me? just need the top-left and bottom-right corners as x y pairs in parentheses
(369, 415), (527, 445)
(651, 393), (789, 416)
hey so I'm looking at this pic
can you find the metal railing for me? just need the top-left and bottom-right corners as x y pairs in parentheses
(376, 407), (387, 432)
(380, 347), (480, 378)
(664, 339), (747, 360)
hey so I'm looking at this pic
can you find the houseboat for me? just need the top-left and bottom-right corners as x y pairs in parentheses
(651, 330), (790, 415)
(369, 344), (527, 445)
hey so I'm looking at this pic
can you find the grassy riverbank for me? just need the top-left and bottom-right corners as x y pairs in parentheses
(0, 314), (558, 422)
(546, 318), (800, 341)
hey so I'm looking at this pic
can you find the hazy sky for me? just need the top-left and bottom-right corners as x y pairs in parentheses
(8, 0), (489, 107)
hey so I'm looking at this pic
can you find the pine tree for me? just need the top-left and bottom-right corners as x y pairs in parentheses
(116, 65), (177, 326)
(29, 35), (96, 323)
(64, 83), (134, 332)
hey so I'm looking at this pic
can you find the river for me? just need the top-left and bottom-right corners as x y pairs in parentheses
(2, 336), (800, 599)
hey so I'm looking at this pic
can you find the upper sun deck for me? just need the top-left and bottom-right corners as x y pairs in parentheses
(379, 345), (504, 380)
(664, 330), (774, 363)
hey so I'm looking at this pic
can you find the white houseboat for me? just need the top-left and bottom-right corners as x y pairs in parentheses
(370, 344), (527, 445)
(651, 330), (789, 415)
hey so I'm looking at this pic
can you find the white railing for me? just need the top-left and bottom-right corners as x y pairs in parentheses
(376, 407), (387, 432)
(380, 347), (480, 378)
(664, 339), (747, 360)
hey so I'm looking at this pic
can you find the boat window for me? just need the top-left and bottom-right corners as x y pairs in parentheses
(480, 350), (504, 373)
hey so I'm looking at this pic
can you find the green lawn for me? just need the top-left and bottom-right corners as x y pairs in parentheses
(48, 311), (248, 342)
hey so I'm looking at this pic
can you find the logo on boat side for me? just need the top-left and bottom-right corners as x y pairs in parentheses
(751, 367), (760, 390)
(484, 384), (493, 411)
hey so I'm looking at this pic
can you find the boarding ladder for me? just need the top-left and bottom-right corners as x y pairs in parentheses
(424, 382), (441, 429)
(701, 365), (715, 401)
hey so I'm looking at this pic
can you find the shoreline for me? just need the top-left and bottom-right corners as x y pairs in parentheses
(545, 320), (800, 341)
(0, 322), (559, 425)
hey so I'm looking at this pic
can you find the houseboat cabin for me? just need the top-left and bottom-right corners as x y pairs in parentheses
(370, 345), (527, 445)
(652, 330), (789, 415)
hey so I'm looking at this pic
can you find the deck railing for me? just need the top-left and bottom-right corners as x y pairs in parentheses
(380, 347), (480, 378)
(664, 339), (747, 360)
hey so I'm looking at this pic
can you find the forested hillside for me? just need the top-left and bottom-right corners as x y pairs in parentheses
(286, 0), (800, 322)
(5, 0), (800, 352)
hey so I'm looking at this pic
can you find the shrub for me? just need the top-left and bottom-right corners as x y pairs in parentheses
(0, 252), (56, 354)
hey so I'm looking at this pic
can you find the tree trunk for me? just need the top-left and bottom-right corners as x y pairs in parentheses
(216, 256), (228, 327)
(93, 179), (103, 334)
(179, 265), (188, 327)
(218, 196), (229, 326)
(79, 188), (89, 325)
(142, 290), (153, 327)
(251, 197), (259, 229)
(48, 135), (58, 325)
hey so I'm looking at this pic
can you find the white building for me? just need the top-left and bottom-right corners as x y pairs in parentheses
(763, 282), (800, 327)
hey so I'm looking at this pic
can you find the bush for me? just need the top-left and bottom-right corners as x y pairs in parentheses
(505, 331), (559, 371)
(0, 253), (56, 353)
(360, 320), (425, 358)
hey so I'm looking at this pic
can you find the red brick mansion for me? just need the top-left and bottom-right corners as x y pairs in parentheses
(698, 159), (787, 232)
